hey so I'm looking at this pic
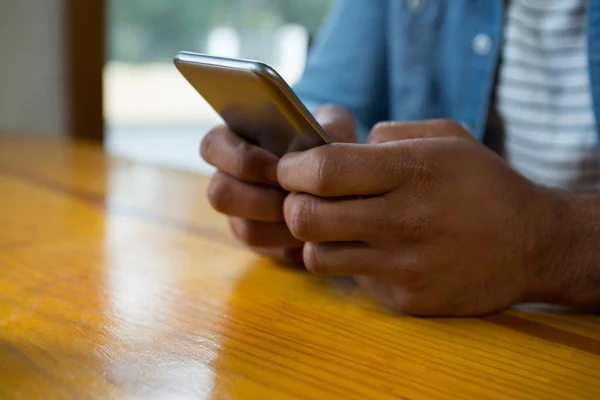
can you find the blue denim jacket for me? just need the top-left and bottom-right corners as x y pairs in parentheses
(294, 0), (600, 143)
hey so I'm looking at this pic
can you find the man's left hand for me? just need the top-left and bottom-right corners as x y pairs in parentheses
(277, 120), (561, 316)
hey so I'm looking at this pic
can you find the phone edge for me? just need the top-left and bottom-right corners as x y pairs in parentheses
(248, 63), (333, 144)
(173, 51), (333, 144)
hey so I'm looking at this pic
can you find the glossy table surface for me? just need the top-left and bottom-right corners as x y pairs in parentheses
(1, 136), (600, 399)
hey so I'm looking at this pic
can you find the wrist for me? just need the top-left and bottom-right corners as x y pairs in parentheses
(523, 187), (570, 303)
(525, 189), (600, 306)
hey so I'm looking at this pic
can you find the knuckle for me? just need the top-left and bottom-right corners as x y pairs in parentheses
(369, 122), (393, 143)
(234, 141), (261, 180)
(319, 121), (337, 136)
(372, 121), (395, 133)
(303, 244), (328, 275)
(313, 148), (338, 195)
(316, 104), (340, 115)
(400, 148), (440, 193)
(200, 126), (226, 161)
(286, 195), (314, 241)
(234, 141), (251, 178)
(416, 165), (439, 191)
(438, 119), (463, 133)
(206, 174), (233, 213)
(321, 122), (352, 143)
(369, 121), (406, 144)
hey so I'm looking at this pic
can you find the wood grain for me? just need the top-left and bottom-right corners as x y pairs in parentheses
(1, 136), (599, 399)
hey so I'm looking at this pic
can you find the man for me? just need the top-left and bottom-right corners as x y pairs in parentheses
(200, 1), (600, 316)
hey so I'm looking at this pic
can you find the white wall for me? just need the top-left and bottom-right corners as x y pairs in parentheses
(0, 0), (66, 135)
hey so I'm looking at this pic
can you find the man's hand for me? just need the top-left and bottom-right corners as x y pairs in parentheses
(278, 120), (562, 316)
(201, 105), (356, 264)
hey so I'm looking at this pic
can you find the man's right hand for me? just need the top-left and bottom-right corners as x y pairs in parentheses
(200, 105), (357, 264)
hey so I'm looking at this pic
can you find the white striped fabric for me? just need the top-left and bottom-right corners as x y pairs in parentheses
(496, 0), (600, 190)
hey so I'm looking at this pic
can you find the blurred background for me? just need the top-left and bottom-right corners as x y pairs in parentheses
(0, 0), (333, 173)
(105, 0), (332, 173)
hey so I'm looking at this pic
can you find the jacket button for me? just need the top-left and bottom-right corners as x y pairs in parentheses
(472, 33), (492, 56)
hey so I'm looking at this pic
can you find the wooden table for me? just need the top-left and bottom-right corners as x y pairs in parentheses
(1, 136), (600, 399)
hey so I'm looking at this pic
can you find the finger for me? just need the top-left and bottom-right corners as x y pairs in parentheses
(229, 217), (304, 248)
(367, 120), (474, 144)
(303, 242), (389, 276)
(278, 143), (409, 196)
(354, 276), (433, 316)
(201, 125), (279, 185)
(208, 172), (286, 222)
(313, 105), (357, 143)
(284, 193), (383, 243)
(252, 247), (304, 266)
(354, 276), (412, 310)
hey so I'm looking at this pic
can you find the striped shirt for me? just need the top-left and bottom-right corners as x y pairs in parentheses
(496, 0), (600, 190)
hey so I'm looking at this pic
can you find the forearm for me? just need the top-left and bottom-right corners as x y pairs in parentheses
(532, 191), (600, 307)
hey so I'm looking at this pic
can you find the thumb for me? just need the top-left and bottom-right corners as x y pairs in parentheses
(367, 120), (474, 144)
(313, 105), (357, 144)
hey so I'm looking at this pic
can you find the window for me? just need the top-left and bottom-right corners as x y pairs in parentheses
(105, 0), (332, 173)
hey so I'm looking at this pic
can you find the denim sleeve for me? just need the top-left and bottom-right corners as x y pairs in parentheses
(293, 0), (389, 143)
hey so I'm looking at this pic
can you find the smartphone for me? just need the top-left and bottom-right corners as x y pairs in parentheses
(173, 51), (331, 156)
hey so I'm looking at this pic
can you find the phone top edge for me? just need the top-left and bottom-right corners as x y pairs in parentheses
(174, 51), (269, 72)
(174, 51), (333, 144)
